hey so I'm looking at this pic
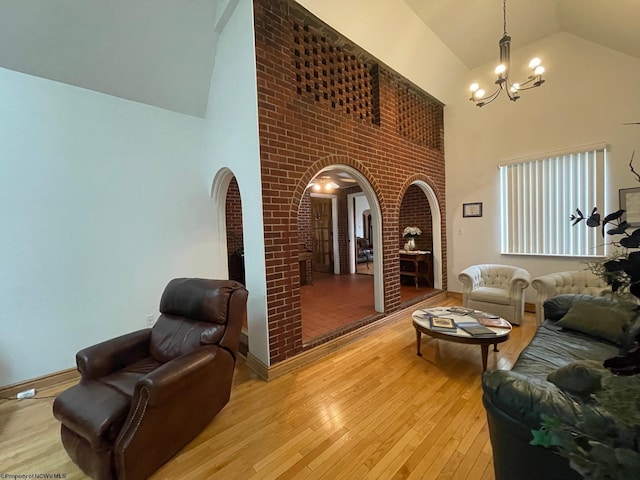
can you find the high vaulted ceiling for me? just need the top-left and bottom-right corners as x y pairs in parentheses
(404, 0), (640, 70)
(0, 0), (220, 117)
(0, 1), (638, 116)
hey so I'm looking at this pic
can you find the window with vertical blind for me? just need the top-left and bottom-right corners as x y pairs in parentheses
(499, 144), (607, 257)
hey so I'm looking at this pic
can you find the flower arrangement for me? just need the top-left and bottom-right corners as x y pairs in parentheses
(403, 226), (422, 238)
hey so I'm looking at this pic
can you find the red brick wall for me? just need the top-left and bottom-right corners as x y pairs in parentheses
(296, 191), (313, 285)
(254, 0), (447, 363)
(297, 190), (313, 251)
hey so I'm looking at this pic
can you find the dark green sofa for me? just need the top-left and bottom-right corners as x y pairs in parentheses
(482, 294), (640, 480)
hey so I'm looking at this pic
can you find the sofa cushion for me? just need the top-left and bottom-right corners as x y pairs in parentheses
(469, 286), (511, 305)
(547, 360), (608, 396)
(543, 294), (601, 321)
(511, 322), (620, 380)
(556, 299), (638, 345)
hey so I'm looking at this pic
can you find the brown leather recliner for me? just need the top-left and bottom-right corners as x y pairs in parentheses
(53, 278), (248, 480)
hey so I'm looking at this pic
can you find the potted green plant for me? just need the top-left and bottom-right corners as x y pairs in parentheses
(531, 374), (640, 479)
(570, 206), (640, 298)
(570, 139), (640, 299)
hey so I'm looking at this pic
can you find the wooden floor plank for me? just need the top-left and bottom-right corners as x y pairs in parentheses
(0, 299), (537, 479)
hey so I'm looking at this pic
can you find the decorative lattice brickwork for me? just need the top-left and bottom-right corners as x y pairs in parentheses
(292, 22), (379, 124)
(396, 84), (444, 151)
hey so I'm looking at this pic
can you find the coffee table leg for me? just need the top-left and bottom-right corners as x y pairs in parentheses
(481, 344), (489, 371)
(416, 329), (422, 356)
(493, 343), (499, 352)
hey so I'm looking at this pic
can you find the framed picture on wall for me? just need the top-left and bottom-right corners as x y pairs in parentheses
(463, 202), (483, 218)
(620, 187), (640, 226)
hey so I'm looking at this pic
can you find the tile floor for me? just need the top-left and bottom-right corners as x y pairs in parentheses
(301, 270), (439, 343)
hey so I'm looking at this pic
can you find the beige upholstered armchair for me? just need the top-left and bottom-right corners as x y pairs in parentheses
(458, 264), (531, 325)
(531, 270), (608, 326)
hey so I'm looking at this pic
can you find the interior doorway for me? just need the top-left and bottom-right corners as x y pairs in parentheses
(399, 184), (433, 290)
(311, 196), (333, 273)
(300, 166), (383, 343)
(348, 193), (373, 275)
(225, 176), (245, 285)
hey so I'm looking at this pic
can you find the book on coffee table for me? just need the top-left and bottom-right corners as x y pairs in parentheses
(456, 322), (497, 337)
(478, 317), (511, 329)
(430, 316), (456, 330)
(469, 310), (500, 320)
(448, 307), (474, 315)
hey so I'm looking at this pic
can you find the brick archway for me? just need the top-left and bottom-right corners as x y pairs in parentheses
(294, 157), (386, 314)
(210, 167), (271, 367)
(396, 174), (445, 290)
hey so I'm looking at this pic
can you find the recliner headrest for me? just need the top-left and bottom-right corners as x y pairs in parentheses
(159, 278), (245, 325)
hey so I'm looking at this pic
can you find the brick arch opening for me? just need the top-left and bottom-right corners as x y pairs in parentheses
(396, 176), (444, 290)
(225, 176), (245, 285)
(211, 167), (270, 364)
(295, 160), (385, 315)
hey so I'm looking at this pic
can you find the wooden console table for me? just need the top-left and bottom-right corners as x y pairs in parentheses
(399, 250), (432, 289)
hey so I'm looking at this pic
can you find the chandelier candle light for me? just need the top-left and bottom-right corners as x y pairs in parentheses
(468, 0), (546, 107)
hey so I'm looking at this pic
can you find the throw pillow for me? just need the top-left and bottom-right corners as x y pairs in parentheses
(555, 299), (638, 345)
(547, 360), (609, 395)
(543, 294), (600, 321)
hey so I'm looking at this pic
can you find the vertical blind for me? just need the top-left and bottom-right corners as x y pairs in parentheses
(499, 144), (606, 257)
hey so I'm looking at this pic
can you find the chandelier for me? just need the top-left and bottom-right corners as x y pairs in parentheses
(468, 0), (546, 107)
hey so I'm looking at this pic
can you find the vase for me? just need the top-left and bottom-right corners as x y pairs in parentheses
(405, 237), (416, 251)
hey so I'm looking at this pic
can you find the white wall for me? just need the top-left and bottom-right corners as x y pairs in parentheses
(204, 0), (270, 366)
(445, 33), (640, 301)
(0, 0), (271, 387)
(0, 67), (216, 387)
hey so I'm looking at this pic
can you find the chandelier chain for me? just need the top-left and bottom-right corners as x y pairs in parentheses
(467, 0), (546, 107)
(503, 0), (507, 35)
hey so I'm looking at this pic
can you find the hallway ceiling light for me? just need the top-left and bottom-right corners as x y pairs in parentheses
(468, 0), (546, 107)
(309, 176), (339, 192)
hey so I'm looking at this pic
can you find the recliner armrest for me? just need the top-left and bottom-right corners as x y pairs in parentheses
(136, 347), (221, 406)
(114, 346), (236, 480)
(77, 329), (151, 380)
(482, 370), (582, 428)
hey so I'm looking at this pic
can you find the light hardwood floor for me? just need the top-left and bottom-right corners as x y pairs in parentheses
(0, 297), (537, 479)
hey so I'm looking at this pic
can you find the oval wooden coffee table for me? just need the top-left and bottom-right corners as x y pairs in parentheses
(412, 307), (512, 371)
